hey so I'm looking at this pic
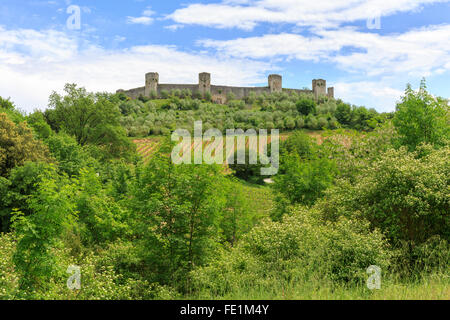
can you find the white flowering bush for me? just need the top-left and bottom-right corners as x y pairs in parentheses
(0, 233), (19, 299)
(2, 241), (176, 300)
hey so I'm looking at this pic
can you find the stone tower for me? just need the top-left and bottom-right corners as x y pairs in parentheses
(327, 87), (335, 99)
(199, 72), (211, 96)
(145, 72), (159, 97)
(268, 74), (282, 93)
(312, 79), (327, 99)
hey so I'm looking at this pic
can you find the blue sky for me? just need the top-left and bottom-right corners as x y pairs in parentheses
(0, 0), (449, 112)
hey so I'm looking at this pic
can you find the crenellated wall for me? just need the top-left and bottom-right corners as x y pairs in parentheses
(117, 72), (335, 102)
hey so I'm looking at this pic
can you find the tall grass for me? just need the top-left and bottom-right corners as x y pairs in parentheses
(189, 272), (449, 300)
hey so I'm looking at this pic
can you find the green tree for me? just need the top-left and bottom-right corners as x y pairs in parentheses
(306, 114), (318, 130)
(0, 162), (53, 232)
(48, 84), (134, 158)
(0, 97), (25, 124)
(0, 113), (50, 177)
(280, 131), (317, 161)
(45, 133), (93, 177)
(295, 117), (305, 129)
(12, 173), (78, 297)
(318, 116), (328, 129)
(131, 142), (225, 288)
(393, 80), (449, 151)
(273, 154), (336, 212)
(228, 149), (264, 184)
(75, 168), (129, 244)
(26, 111), (52, 139)
(285, 117), (296, 130)
(219, 178), (252, 247)
(335, 101), (352, 126)
(296, 97), (316, 115)
(272, 132), (336, 220)
(0, 97), (15, 111)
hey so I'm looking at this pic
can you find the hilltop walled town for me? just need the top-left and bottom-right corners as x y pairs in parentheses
(118, 72), (335, 103)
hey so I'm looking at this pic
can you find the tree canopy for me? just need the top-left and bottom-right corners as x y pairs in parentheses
(48, 84), (134, 159)
(0, 113), (50, 177)
(394, 80), (449, 151)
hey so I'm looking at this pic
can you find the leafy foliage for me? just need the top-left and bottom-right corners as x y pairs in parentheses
(191, 212), (391, 297)
(318, 145), (449, 245)
(0, 81), (448, 300)
(130, 141), (226, 289)
(272, 131), (336, 220)
(0, 113), (50, 177)
(26, 111), (52, 140)
(12, 173), (78, 297)
(0, 162), (54, 232)
(274, 155), (336, 209)
(228, 149), (265, 184)
(48, 84), (134, 159)
(296, 97), (316, 115)
(393, 80), (449, 151)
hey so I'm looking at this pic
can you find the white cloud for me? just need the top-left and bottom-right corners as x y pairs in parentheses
(0, 27), (271, 112)
(168, 0), (450, 30)
(142, 8), (155, 17)
(164, 24), (185, 32)
(127, 16), (153, 25)
(334, 81), (404, 112)
(199, 25), (450, 78)
(127, 6), (155, 25)
(197, 22), (450, 110)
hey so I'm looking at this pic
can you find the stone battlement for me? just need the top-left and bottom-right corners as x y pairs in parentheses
(117, 72), (334, 103)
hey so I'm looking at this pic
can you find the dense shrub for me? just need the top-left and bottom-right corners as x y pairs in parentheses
(191, 211), (391, 297)
(26, 111), (52, 139)
(318, 145), (449, 245)
(45, 133), (93, 177)
(272, 154), (336, 221)
(306, 114), (319, 129)
(296, 97), (316, 115)
(0, 233), (176, 299)
(0, 162), (54, 232)
(0, 113), (50, 177)
(228, 149), (265, 184)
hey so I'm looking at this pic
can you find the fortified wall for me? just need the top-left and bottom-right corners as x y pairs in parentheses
(117, 72), (335, 103)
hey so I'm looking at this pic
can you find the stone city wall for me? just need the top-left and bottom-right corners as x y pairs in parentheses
(117, 72), (334, 103)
